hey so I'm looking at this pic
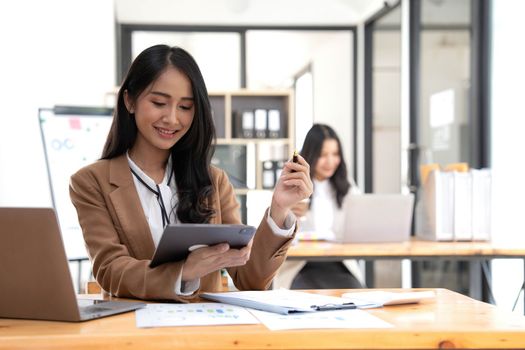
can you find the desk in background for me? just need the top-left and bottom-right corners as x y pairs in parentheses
(287, 238), (525, 310)
(1, 289), (525, 349)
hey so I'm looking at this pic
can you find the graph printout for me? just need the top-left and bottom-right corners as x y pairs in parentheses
(135, 303), (260, 328)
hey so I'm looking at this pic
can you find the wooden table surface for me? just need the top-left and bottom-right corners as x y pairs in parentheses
(1, 288), (525, 350)
(287, 238), (525, 260)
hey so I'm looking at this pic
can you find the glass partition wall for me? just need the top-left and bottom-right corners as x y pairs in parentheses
(367, 5), (402, 194)
(365, 0), (491, 298)
(417, 0), (473, 173)
(364, 2), (403, 288)
(411, 0), (491, 300)
(412, 0), (474, 297)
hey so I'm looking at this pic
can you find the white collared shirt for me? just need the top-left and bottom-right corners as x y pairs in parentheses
(127, 153), (199, 295)
(127, 153), (177, 247)
(299, 178), (361, 241)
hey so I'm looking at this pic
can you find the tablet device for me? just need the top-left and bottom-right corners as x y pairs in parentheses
(149, 224), (256, 268)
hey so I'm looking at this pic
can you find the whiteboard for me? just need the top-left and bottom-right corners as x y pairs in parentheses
(39, 107), (113, 258)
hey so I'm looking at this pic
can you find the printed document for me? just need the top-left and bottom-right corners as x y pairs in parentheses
(342, 290), (436, 308)
(201, 289), (354, 315)
(135, 303), (259, 328)
(250, 308), (393, 331)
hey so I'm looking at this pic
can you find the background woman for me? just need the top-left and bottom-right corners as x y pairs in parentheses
(275, 123), (364, 289)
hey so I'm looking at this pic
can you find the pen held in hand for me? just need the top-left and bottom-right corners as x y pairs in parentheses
(291, 150), (298, 173)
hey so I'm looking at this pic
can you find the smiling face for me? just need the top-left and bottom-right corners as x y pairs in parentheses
(314, 139), (341, 181)
(125, 66), (195, 160)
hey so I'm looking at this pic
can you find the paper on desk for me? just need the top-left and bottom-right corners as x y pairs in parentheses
(201, 289), (352, 314)
(341, 291), (436, 308)
(250, 308), (393, 331)
(135, 303), (259, 328)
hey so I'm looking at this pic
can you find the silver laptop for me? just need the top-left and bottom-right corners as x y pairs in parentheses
(0, 207), (144, 322)
(339, 194), (414, 243)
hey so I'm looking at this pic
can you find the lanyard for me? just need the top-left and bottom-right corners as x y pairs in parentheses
(130, 167), (174, 227)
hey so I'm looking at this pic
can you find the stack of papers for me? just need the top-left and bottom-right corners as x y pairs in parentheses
(135, 290), (433, 330)
(341, 291), (436, 308)
(201, 289), (354, 315)
(135, 299), (393, 330)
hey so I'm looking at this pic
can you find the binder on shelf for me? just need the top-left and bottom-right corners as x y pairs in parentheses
(416, 167), (492, 242)
(231, 110), (242, 138)
(471, 169), (491, 241)
(420, 163), (440, 186)
(444, 162), (469, 173)
(415, 169), (454, 241)
(241, 110), (254, 138)
(262, 161), (275, 189)
(254, 109), (268, 138)
(267, 109), (282, 138)
(453, 171), (473, 241)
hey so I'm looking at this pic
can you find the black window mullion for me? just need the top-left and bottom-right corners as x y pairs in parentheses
(240, 31), (246, 88)
(470, 0), (492, 169)
(118, 25), (132, 85)
(409, 0), (421, 190)
(352, 27), (358, 183)
(364, 22), (373, 193)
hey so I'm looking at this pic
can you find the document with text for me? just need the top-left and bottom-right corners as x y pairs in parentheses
(201, 289), (356, 315)
(135, 303), (259, 328)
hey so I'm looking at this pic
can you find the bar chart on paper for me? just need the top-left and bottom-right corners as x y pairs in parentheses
(135, 303), (259, 328)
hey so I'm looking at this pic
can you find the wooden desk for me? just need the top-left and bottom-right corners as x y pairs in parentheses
(287, 239), (525, 307)
(1, 289), (525, 350)
(287, 238), (525, 260)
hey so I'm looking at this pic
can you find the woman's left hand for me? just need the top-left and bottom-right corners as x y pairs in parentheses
(270, 154), (313, 227)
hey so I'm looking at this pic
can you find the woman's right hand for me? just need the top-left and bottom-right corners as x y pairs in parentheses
(181, 240), (253, 282)
(291, 201), (309, 217)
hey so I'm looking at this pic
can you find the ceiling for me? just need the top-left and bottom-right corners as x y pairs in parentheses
(115, 0), (388, 26)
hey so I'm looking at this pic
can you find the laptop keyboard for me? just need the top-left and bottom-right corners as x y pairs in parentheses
(81, 305), (114, 313)
(78, 300), (144, 319)
(78, 300), (124, 318)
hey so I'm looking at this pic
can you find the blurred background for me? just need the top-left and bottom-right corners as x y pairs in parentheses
(0, 0), (524, 313)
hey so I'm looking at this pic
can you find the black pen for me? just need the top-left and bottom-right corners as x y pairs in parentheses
(310, 302), (356, 311)
(291, 150), (298, 172)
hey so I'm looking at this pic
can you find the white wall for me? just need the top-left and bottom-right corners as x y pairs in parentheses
(312, 33), (353, 172)
(491, 0), (525, 314)
(0, 0), (115, 206)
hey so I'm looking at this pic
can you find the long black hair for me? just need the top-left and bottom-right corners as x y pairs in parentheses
(300, 124), (350, 208)
(102, 45), (216, 223)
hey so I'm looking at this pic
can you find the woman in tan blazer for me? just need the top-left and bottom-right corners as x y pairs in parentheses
(69, 45), (313, 302)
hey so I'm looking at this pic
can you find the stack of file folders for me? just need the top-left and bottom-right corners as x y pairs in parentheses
(415, 165), (492, 241)
(232, 109), (285, 139)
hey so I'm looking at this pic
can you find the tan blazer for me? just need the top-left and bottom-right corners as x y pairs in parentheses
(70, 154), (295, 301)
